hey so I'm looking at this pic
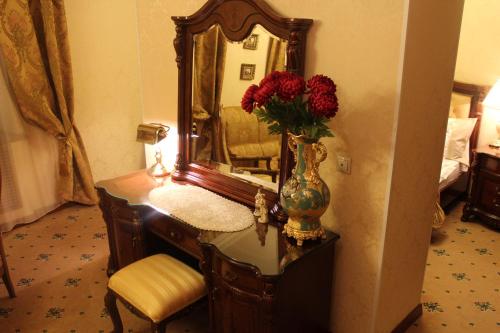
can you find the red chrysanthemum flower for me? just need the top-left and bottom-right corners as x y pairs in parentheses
(308, 92), (338, 118)
(240, 71), (339, 139)
(241, 84), (259, 113)
(254, 81), (278, 107)
(307, 74), (336, 95)
(260, 70), (282, 87)
(277, 72), (306, 101)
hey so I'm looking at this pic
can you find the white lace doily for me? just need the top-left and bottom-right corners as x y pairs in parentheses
(148, 184), (255, 232)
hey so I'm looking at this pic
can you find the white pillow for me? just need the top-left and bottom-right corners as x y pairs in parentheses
(442, 124), (452, 158)
(444, 118), (477, 165)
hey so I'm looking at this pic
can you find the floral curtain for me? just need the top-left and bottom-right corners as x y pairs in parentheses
(0, 0), (97, 204)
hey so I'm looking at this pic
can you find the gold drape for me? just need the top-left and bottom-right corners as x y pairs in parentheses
(0, 0), (97, 204)
(192, 25), (226, 161)
(265, 37), (286, 74)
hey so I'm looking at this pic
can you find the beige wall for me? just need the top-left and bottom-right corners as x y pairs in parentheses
(66, 0), (144, 182)
(455, 0), (500, 147)
(136, 1), (404, 332)
(374, 1), (464, 332)
(134, 1), (462, 332)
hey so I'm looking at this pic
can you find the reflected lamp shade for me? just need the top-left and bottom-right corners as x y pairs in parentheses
(136, 123), (170, 177)
(484, 80), (500, 148)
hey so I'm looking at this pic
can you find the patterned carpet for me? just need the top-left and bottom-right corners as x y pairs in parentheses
(0, 204), (208, 333)
(0, 202), (498, 332)
(408, 203), (499, 333)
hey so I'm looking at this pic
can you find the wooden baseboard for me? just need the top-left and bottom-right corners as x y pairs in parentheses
(391, 303), (422, 333)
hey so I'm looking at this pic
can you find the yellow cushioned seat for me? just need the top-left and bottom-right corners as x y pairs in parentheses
(108, 254), (206, 323)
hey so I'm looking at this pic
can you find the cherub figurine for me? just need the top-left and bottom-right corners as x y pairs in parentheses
(254, 189), (268, 223)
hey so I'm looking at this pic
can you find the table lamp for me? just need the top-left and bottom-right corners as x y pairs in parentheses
(136, 123), (170, 177)
(484, 79), (500, 148)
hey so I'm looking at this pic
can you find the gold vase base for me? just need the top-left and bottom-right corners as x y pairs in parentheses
(282, 224), (326, 246)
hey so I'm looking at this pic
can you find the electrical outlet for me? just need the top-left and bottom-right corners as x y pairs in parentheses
(337, 155), (351, 174)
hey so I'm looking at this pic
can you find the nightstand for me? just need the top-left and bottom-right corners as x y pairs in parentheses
(462, 146), (500, 230)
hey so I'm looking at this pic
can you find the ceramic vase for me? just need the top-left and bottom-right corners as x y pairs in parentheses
(280, 134), (330, 246)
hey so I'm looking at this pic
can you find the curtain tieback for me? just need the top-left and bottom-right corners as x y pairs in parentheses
(56, 133), (73, 176)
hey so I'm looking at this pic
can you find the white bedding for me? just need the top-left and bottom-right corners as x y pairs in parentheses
(439, 159), (464, 191)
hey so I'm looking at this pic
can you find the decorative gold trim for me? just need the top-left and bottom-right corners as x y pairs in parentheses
(282, 223), (326, 246)
(309, 142), (327, 185)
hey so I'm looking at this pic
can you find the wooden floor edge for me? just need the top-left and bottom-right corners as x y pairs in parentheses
(391, 303), (423, 333)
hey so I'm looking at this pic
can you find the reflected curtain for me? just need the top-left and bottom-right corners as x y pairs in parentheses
(265, 37), (286, 74)
(192, 25), (226, 161)
(0, 0), (97, 204)
(0, 53), (61, 231)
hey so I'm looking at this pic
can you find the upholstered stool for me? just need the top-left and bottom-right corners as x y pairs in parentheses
(105, 254), (206, 333)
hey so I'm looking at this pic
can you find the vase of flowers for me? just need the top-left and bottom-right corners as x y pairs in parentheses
(241, 71), (339, 245)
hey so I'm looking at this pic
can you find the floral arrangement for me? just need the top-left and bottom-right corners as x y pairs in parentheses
(241, 71), (339, 140)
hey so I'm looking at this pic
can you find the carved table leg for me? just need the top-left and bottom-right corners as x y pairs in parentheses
(105, 290), (123, 333)
(461, 203), (475, 222)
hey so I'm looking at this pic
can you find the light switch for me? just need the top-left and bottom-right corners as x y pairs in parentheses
(337, 155), (351, 174)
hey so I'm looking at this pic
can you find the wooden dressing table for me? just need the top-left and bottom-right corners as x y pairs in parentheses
(96, 170), (338, 333)
(98, 1), (340, 332)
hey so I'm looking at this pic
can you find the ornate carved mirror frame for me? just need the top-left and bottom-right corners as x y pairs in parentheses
(171, 0), (312, 216)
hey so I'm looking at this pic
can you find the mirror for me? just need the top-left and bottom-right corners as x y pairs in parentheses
(191, 24), (287, 192)
(172, 0), (312, 213)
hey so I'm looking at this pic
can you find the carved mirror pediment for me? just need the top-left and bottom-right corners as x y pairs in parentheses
(172, 0), (312, 216)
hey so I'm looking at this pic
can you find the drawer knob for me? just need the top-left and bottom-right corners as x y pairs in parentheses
(169, 231), (181, 240)
(223, 270), (238, 282)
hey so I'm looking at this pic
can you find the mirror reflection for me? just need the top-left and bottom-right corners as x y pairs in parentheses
(191, 25), (287, 192)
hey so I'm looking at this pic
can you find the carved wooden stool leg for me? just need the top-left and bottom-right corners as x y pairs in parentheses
(151, 321), (167, 333)
(2, 270), (15, 298)
(105, 289), (123, 333)
(0, 235), (15, 298)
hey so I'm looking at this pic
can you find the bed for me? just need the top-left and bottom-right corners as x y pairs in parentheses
(434, 81), (490, 228)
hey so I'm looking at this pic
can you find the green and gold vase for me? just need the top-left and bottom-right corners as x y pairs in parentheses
(280, 134), (330, 246)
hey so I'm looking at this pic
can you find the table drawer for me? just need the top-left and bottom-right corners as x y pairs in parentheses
(147, 217), (202, 258)
(212, 252), (262, 295)
(480, 154), (500, 173)
(477, 174), (500, 215)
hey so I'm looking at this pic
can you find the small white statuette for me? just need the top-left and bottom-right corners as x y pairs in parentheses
(254, 189), (264, 217)
(254, 189), (268, 223)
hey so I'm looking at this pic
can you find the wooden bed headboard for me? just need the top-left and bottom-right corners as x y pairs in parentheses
(452, 81), (490, 159)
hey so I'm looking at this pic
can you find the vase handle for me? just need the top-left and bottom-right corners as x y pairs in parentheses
(313, 142), (327, 164)
(288, 135), (298, 158)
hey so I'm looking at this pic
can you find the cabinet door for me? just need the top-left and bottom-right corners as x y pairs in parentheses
(212, 279), (264, 333)
(476, 172), (500, 216)
(111, 217), (145, 269)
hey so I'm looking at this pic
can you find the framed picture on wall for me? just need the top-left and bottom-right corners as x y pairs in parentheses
(243, 34), (259, 50)
(240, 64), (256, 80)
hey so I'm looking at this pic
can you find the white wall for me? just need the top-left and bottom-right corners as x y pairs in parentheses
(220, 25), (271, 107)
(135, 1), (406, 332)
(455, 0), (500, 147)
(65, 0), (144, 182)
(374, 1), (464, 331)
